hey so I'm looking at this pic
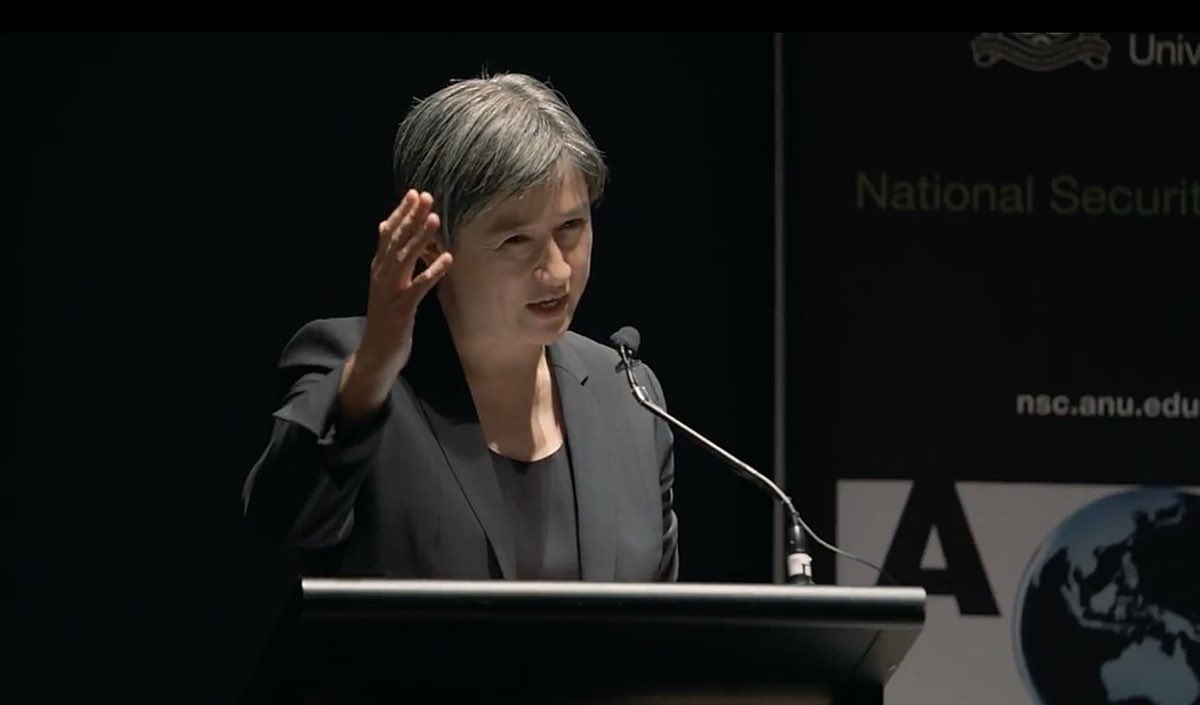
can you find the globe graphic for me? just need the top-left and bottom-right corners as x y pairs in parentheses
(1014, 487), (1200, 705)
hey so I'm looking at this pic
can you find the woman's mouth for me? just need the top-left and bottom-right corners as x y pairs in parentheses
(527, 295), (568, 316)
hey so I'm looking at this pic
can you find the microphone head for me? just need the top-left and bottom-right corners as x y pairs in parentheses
(609, 326), (642, 355)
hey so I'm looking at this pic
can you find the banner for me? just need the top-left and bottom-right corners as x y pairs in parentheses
(784, 32), (1199, 705)
(837, 481), (1199, 705)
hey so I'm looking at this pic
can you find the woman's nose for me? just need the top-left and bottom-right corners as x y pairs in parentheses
(536, 238), (571, 283)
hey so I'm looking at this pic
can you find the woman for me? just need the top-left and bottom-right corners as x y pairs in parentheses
(243, 72), (679, 582)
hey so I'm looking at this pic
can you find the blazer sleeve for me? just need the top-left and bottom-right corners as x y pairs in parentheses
(638, 362), (680, 582)
(242, 318), (388, 549)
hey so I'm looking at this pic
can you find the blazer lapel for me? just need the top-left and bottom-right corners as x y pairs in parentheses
(418, 405), (517, 580)
(405, 298), (516, 579)
(549, 339), (618, 582)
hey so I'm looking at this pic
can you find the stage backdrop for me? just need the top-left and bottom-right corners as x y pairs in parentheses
(6, 31), (1197, 705)
(783, 33), (1199, 705)
(3, 33), (778, 703)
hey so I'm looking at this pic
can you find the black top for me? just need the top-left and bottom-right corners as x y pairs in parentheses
(242, 293), (680, 582)
(489, 443), (581, 580)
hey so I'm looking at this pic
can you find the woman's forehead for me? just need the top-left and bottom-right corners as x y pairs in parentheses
(475, 170), (590, 232)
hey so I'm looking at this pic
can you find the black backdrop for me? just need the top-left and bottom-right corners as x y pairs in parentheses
(786, 32), (1199, 493)
(783, 32), (1199, 705)
(8, 32), (1197, 704)
(4, 33), (776, 701)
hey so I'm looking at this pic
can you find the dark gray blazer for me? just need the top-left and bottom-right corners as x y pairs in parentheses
(242, 298), (679, 582)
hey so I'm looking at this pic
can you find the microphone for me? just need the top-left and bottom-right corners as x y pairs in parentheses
(609, 326), (815, 585)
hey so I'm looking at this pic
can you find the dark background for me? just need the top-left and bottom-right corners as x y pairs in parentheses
(784, 33), (1199, 550)
(4, 33), (777, 701)
(780, 33), (1199, 705)
(6, 31), (1197, 704)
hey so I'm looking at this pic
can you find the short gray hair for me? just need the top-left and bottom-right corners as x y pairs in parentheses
(392, 72), (608, 248)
